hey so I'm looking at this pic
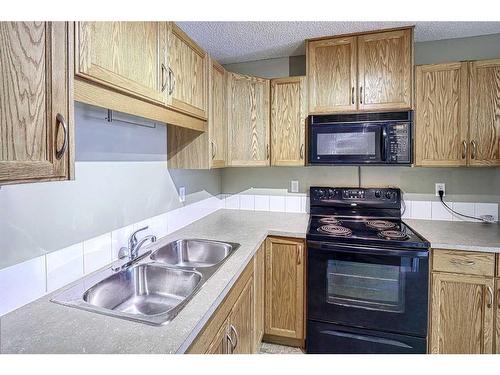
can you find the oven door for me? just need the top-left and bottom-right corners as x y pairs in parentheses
(308, 123), (384, 164)
(307, 241), (429, 337)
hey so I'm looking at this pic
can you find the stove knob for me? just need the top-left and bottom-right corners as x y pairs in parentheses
(385, 191), (393, 199)
(374, 190), (381, 198)
(327, 189), (336, 199)
(315, 189), (326, 200)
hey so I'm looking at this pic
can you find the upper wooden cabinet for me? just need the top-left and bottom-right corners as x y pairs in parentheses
(415, 63), (469, 166)
(307, 37), (357, 113)
(271, 76), (307, 166)
(0, 22), (74, 185)
(76, 22), (166, 104)
(469, 59), (500, 166)
(166, 23), (208, 120)
(357, 29), (412, 110)
(307, 27), (413, 114)
(208, 59), (227, 168)
(265, 237), (305, 346)
(227, 72), (270, 167)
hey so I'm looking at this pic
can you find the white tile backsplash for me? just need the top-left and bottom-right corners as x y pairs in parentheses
(111, 224), (135, 260)
(83, 233), (112, 274)
(0, 256), (46, 316)
(285, 196), (302, 213)
(401, 200), (412, 219)
(239, 194), (255, 211)
(452, 202), (476, 222)
(225, 194), (240, 210)
(411, 201), (432, 220)
(475, 203), (499, 222)
(431, 202), (453, 221)
(269, 196), (286, 212)
(254, 195), (270, 211)
(46, 243), (84, 293)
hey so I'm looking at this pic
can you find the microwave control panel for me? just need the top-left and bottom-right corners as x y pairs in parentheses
(386, 123), (411, 163)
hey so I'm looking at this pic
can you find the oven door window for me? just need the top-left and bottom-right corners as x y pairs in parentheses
(326, 258), (410, 313)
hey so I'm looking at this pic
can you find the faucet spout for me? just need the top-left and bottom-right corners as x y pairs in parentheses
(131, 235), (157, 260)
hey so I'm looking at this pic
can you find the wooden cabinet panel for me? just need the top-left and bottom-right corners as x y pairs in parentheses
(76, 22), (165, 104)
(415, 63), (469, 166)
(495, 279), (500, 354)
(358, 29), (412, 110)
(430, 272), (494, 354)
(469, 59), (500, 166)
(253, 242), (265, 351)
(265, 237), (305, 344)
(167, 23), (208, 120)
(307, 36), (357, 113)
(0, 22), (73, 184)
(227, 72), (270, 166)
(229, 276), (254, 354)
(271, 77), (307, 166)
(209, 59), (227, 168)
(206, 317), (229, 354)
(432, 249), (495, 277)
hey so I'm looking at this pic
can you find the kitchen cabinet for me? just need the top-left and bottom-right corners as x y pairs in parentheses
(228, 276), (254, 353)
(430, 249), (497, 354)
(307, 36), (357, 113)
(271, 77), (307, 166)
(307, 27), (413, 114)
(206, 317), (230, 354)
(264, 237), (305, 347)
(469, 59), (500, 166)
(415, 62), (469, 166)
(253, 242), (265, 351)
(227, 72), (270, 167)
(166, 23), (209, 120)
(0, 22), (74, 185)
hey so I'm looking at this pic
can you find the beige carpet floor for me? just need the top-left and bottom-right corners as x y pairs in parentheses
(258, 342), (304, 354)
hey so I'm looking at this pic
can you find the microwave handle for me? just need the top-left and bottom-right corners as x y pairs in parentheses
(381, 128), (387, 161)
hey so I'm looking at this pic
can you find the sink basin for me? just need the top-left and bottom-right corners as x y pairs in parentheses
(83, 264), (201, 317)
(150, 239), (235, 268)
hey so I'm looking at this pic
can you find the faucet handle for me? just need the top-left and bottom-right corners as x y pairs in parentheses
(130, 226), (149, 245)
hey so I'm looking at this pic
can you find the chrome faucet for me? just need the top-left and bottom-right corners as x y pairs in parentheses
(118, 226), (157, 261)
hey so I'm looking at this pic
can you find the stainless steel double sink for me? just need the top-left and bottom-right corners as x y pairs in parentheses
(52, 239), (240, 325)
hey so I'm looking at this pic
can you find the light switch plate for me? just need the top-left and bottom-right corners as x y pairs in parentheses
(291, 180), (299, 193)
(179, 186), (186, 203)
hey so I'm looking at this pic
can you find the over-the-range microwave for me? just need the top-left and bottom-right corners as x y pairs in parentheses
(308, 111), (413, 166)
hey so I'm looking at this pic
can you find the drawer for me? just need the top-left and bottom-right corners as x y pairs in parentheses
(432, 249), (495, 277)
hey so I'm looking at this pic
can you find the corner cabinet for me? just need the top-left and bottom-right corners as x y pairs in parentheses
(0, 22), (74, 185)
(264, 237), (305, 347)
(271, 77), (307, 166)
(227, 72), (270, 167)
(307, 27), (413, 114)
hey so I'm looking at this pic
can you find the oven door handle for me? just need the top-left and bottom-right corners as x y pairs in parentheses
(320, 329), (413, 349)
(307, 240), (429, 258)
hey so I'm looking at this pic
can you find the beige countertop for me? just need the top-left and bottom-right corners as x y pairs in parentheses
(0, 210), (308, 354)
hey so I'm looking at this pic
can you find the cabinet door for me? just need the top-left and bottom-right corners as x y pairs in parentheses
(229, 277), (254, 354)
(307, 36), (357, 113)
(415, 63), (469, 166)
(76, 22), (166, 104)
(0, 22), (73, 184)
(495, 279), (500, 354)
(253, 242), (265, 352)
(167, 23), (208, 120)
(271, 77), (307, 166)
(358, 29), (412, 110)
(205, 317), (229, 354)
(209, 59), (227, 168)
(227, 72), (270, 166)
(265, 237), (305, 342)
(469, 59), (500, 166)
(430, 272), (494, 354)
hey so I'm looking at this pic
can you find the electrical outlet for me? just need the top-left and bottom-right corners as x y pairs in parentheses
(179, 186), (186, 203)
(435, 183), (446, 197)
(291, 180), (299, 193)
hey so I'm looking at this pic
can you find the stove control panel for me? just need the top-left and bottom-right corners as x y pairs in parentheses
(310, 187), (401, 208)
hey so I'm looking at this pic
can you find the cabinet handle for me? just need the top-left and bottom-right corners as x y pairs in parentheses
(471, 140), (477, 160)
(211, 141), (216, 159)
(226, 332), (234, 354)
(161, 63), (168, 92)
(55, 113), (68, 160)
(449, 258), (475, 266)
(297, 246), (302, 265)
(266, 145), (270, 160)
(351, 87), (355, 105)
(168, 67), (176, 95)
(229, 324), (239, 352)
(300, 144), (304, 160)
(461, 140), (467, 159)
(359, 86), (363, 104)
(487, 286), (493, 309)
(497, 287), (500, 309)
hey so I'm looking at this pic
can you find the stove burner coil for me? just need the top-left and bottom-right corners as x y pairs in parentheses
(318, 225), (352, 237)
(319, 217), (341, 225)
(366, 220), (397, 230)
(378, 230), (409, 241)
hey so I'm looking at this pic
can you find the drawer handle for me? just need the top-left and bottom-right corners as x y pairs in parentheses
(487, 286), (493, 309)
(449, 259), (475, 266)
(55, 113), (68, 159)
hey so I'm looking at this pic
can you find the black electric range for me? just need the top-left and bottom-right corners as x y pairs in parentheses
(306, 187), (430, 354)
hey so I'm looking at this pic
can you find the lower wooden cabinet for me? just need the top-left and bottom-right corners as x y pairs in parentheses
(264, 236), (305, 347)
(206, 317), (230, 354)
(229, 277), (254, 353)
(253, 242), (265, 352)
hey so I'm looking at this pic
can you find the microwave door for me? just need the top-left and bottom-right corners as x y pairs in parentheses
(309, 123), (383, 164)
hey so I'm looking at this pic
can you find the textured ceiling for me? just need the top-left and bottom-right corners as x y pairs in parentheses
(176, 21), (500, 64)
